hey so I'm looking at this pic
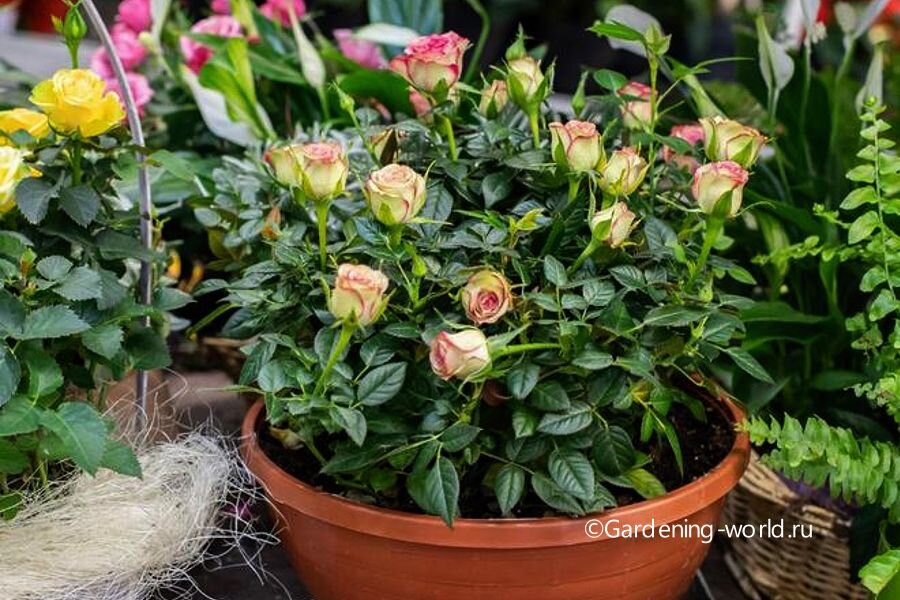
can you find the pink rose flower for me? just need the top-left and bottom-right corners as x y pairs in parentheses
(211, 0), (231, 14)
(89, 23), (147, 77)
(334, 28), (385, 69)
(461, 270), (512, 325)
(430, 329), (491, 381)
(549, 120), (603, 173)
(328, 263), (390, 326)
(390, 31), (470, 94)
(259, 0), (306, 26)
(692, 160), (749, 218)
(90, 47), (114, 81)
(180, 15), (242, 73)
(116, 0), (151, 34)
(105, 72), (154, 116)
(618, 81), (655, 130)
(662, 123), (706, 172)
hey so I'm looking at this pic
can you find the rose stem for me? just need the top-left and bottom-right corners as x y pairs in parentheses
(492, 342), (561, 360)
(440, 115), (458, 160)
(314, 321), (355, 397)
(315, 200), (330, 271)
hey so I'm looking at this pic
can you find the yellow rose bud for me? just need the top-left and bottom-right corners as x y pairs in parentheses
(461, 269), (512, 325)
(618, 81), (655, 130)
(0, 109), (50, 146)
(699, 116), (766, 169)
(0, 147), (38, 216)
(600, 147), (648, 196)
(265, 141), (349, 202)
(29, 69), (125, 138)
(429, 329), (490, 381)
(478, 80), (509, 117)
(549, 120), (603, 173)
(691, 160), (749, 218)
(328, 263), (390, 326)
(590, 202), (637, 248)
(506, 56), (544, 109)
(364, 164), (427, 226)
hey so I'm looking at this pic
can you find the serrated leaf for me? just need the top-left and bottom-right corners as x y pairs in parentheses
(538, 402), (592, 435)
(572, 347), (613, 370)
(441, 422), (480, 452)
(583, 280), (616, 306)
(22, 347), (62, 399)
(724, 347), (774, 383)
(512, 407), (539, 438)
(154, 287), (194, 311)
(543, 256), (567, 287)
(17, 306), (89, 340)
(531, 472), (584, 515)
(506, 362), (540, 400)
(548, 449), (595, 501)
(82, 324), (124, 360)
(357, 362), (406, 406)
(258, 360), (287, 393)
(0, 396), (40, 436)
(59, 185), (101, 226)
(529, 381), (570, 411)
(124, 327), (171, 369)
(426, 456), (459, 526)
(593, 425), (636, 475)
(40, 402), (107, 474)
(100, 439), (142, 477)
(0, 291), (24, 338)
(15, 178), (55, 225)
(36, 256), (73, 280)
(54, 266), (103, 301)
(643, 305), (708, 327)
(331, 406), (367, 446)
(494, 463), (525, 515)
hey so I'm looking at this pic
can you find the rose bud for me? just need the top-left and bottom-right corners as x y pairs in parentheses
(699, 116), (766, 169)
(590, 202), (637, 248)
(549, 120), (603, 173)
(662, 123), (705, 172)
(600, 147), (648, 196)
(328, 263), (390, 326)
(478, 80), (509, 117)
(506, 56), (544, 109)
(618, 81), (655, 130)
(461, 269), (512, 325)
(691, 160), (749, 218)
(429, 329), (491, 381)
(266, 142), (348, 202)
(364, 163), (427, 226)
(261, 205), (281, 241)
(389, 31), (470, 94)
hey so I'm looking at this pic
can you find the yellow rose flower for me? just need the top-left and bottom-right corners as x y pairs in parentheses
(0, 109), (50, 146)
(30, 69), (125, 138)
(0, 147), (39, 216)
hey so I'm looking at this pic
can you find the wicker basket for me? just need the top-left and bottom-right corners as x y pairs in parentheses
(722, 452), (868, 600)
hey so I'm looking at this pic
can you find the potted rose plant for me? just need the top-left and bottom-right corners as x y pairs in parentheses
(194, 18), (769, 600)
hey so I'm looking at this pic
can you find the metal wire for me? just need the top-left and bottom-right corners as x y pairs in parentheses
(79, 0), (153, 429)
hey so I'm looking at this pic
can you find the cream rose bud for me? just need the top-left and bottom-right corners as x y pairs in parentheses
(429, 329), (491, 381)
(618, 81), (655, 130)
(549, 120), (603, 173)
(692, 160), (749, 218)
(662, 123), (705, 172)
(461, 270), (512, 325)
(389, 31), (470, 94)
(590, 202), (637, 248)
(266, 142), (349, 202)
(699, 116), (766, 169)
(506, 56), (544, 108)
(600, 147), (648, 196)
(328, 263), (390, 326)
(364, 164), (427, 226)
(478, 80), (509, 117)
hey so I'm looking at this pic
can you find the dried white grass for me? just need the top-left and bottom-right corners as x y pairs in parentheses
(0, 372), (275, 600)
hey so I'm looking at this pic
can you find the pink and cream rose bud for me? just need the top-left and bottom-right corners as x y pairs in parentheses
(364, 164), (427, 226)
(478, 80), (509, 117)
(699, 116), (766, 169)
(692, 160), (749, 218)
(549, 120), (603, 173)
(506, 56), (544, 109)
(461, 270), (512, 325)
(618, 81), (655, 130)
(662, 123), (705, 172)
(591, 202), (637, 248)
(430, 329), (491, 381)
(390, 32), (470, 95)
(266, 142), (348, 202)
(600, 147), (648, 196)
(180, 15), (242, 73)
(328, 263), (390, 326)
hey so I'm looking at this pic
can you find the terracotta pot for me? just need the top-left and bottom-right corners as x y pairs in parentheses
(242, 396), (749, 600)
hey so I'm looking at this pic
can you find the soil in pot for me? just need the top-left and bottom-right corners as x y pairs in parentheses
(258, 395), (734, 519)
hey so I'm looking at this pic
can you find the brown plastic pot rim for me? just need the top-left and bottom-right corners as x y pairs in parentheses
(241, 394), (750, 549)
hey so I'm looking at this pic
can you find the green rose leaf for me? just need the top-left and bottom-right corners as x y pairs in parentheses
(494, 463), (525, 516)
(426, 456), (459, 526)
(17, 306), (89, 340)
(548, 448), (595, 501)
(357, 362), (406, 406)
(59, 185), (101, 227)
(40, 402), (107, 474)
(100, 439), (142, 477)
